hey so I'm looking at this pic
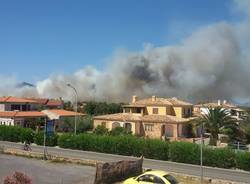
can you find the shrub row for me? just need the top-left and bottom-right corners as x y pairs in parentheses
(58, 133), (169, 160)
(0, 125), (34, 143)
(1, 126), (250, 171)
(0, 125), (57, 146)
(58, 133), (250, 171)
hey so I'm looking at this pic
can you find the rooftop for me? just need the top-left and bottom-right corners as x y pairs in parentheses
(0, 111), (46, 118)
(94, 113), (193, 123)
(130, 96), (192, 106)
(0, 96), (38, 104)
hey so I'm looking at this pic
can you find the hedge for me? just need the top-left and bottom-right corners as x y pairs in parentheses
(34, 131), (58, 146)
(0, 125), (33, 143)
(58, 133), (169, 160)
(235, 152), (250, 171)
(1, 126), (250, 171)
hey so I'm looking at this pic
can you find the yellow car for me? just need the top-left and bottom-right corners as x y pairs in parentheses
(123, 170), (178, 184)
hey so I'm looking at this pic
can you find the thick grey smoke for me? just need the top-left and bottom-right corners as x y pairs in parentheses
(2, 0), (250, 102)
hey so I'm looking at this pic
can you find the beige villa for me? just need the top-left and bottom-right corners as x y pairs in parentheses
(93, 96), (194, 140)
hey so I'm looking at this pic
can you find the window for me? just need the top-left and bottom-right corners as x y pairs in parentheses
(145, 124), (154, 131)
(153, 176), (165, 184)
(187, 108), (191, 116)
(136, 108), (141, 113)
(124, 108), (130, 113)
(163, 175), (178, 184)
(112, 122), (121, 129)
(137, 175), (153, 183)
(183, 108), (186, 115)
(152, 108), (158, 114)
(165, 125), (174, 137)
(124, 123), (132, 132)
(11, 104), (21, 111)
(101, 122), (106, 127)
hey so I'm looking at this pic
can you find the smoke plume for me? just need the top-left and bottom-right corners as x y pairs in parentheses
(2, 0), (250, 103)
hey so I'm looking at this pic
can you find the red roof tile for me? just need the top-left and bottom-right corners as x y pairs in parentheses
(44, 109), (85, 117)
(0, 96), (38, 103)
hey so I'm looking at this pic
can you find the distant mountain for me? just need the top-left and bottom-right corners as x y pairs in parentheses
(16, 82), (35, 88)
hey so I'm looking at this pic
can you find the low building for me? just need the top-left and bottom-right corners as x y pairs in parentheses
(0, 96), (85, 128)
(93, 96), (195, 140)
(194, 100), (246, 121)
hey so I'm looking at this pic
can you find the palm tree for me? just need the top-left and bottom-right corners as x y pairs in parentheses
(197, 107), (236, 146)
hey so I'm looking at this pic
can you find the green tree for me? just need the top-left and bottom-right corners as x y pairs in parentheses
(83, 101), (123, 115)
(196, 107), (236, 146)
(109, 127), (132, 136)
(93, 125), (109, 135)
(60, 116), (93, 133)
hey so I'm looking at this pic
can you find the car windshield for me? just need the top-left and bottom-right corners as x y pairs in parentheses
(163, 175), (178, 184)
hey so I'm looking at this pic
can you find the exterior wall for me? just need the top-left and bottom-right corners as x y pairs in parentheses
(146, 106), (167, 115)
(142, 122), (162, 139)
(182, 106), (193, 117)
(0, 104), (5, 111)
(93, 119), (136, 134)
(0, 118), (14, 126)
(173, 107), (183, 118)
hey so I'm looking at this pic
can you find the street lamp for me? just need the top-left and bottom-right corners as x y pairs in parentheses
(67, 83), (78, 135)
(200, 122), (204, 184)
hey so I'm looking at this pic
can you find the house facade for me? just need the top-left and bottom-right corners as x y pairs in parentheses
(93, 96), (194, 140)
(194, 100), (246, 121)
(0, 96), (84, 127)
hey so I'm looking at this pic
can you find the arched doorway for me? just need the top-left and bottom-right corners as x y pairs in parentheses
(112, 122), (121, 129)
(165, 125), (174, 137)
(124, 122), (132, 132)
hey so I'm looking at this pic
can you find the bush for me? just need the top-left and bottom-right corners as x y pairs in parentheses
(235, 152), (250, 171)
(93, 125), (109, 135)
(34, 131), (58, 146)
(169, 141), (200, 164)
(203, 148), (236, 168)
(109, 127), (132, 136)
(0, 125), (33, 143)
(58, 133), (168, 160)
(60, 116), (93, 133)
(4, 171), (32, 184)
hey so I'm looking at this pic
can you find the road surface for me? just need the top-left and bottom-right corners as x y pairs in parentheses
(0, 141), (250, 183)
(0, 154), (95, 184)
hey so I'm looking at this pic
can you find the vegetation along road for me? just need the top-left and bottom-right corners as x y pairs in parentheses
(0, 141), (250, 183)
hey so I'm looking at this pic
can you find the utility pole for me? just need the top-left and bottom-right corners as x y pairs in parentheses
(43, 118), (47, 160)
(67, 83), (78, 135)
(200, 122), (204, 184)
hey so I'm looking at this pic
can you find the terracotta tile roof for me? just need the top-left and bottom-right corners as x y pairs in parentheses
(25, 98), (48, 105)
(131, 97), (192, 106)
(46, 99), (63, 106)
(0, 96), (38, 103)
(0, 111), (17, 117)
(44, 109), (85, 117)
(94, 113), (193, 123)
(25, 98), (63, 106)
(0, 111), (46, 118)
(15, 111), (46, 117)
(195, 102), (238, 109)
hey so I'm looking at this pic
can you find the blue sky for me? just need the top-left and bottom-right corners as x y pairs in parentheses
(0, 0), (236, 82)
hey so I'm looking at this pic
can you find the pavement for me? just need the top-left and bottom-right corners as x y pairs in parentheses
(0, 154), (95, 184)
(0, 141), (250, 183)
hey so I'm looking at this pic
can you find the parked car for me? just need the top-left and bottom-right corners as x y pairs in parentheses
(123, 170), (178, 184)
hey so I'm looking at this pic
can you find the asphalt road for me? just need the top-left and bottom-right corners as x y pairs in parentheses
(0, 154), (95, 184)
(1, 141), (250, 183)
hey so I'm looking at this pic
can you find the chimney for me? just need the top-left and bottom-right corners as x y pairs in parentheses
(152, 96), (156, 102)
(223, 100), (227, 104)
(132, 95), (138, 103)
(218, 99), (221, 106)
